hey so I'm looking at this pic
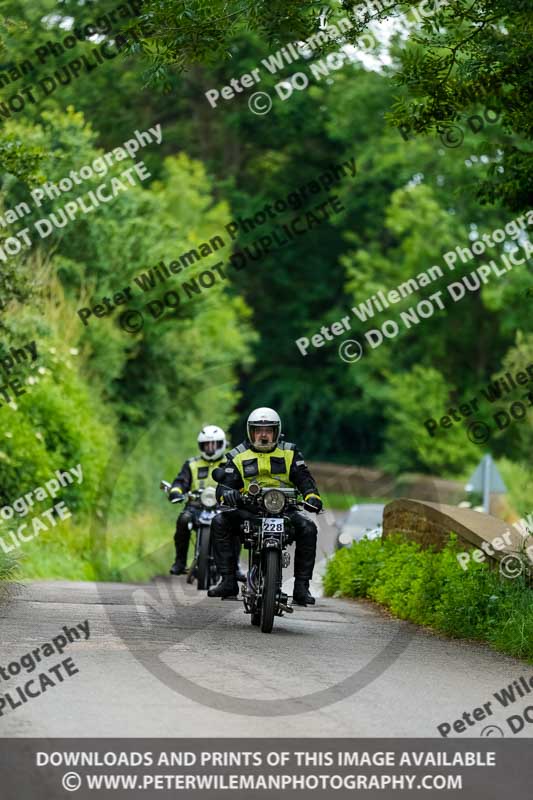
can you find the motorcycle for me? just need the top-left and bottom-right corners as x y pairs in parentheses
(160, 480), (220, 590)
(236, 480), (302, 634)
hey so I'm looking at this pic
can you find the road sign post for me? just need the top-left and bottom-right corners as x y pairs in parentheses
(466, 454), (507, 513)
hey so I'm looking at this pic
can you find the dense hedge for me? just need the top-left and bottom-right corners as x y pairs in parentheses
(324, 534), (533, 662)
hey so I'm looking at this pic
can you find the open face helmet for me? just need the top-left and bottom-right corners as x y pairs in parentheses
(247, 407), (281, 453)
(197, 425), (226, 461)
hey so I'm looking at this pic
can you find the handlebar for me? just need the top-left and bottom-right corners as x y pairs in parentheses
(160, 480), (198, 504)
(160, 480), (217, 507)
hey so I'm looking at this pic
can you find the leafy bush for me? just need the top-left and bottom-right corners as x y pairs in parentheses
(0, 550), (17, 581)
(0, 345), (113, 516)
(324, 534), (533, 662)
(0, 549), (17, 602)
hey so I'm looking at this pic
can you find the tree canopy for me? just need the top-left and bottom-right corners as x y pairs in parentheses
(0, 0), (531, 541)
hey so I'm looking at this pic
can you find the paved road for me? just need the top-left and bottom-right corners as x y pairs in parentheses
(0, 509), (531, 738)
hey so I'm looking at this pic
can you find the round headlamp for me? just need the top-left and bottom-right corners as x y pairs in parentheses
(338, 531), (353, 546)
(200, 486), (217, 508)
(262, 489), (286, 514)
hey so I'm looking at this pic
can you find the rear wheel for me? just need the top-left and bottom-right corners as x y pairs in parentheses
(196, 527), (211, 590)
(260, 550), (280, 633)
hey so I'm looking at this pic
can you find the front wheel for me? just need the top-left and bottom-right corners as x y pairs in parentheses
(260, 549), (280, 633)
(196, 527), (211, 590)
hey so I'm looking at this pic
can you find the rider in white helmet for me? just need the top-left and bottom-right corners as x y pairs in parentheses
(208, 407), (323, 605)
(168, 425), (227, 575)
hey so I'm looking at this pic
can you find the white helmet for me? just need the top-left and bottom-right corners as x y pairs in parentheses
(247, 407), (281, 453)
(197, 425), (226, 461)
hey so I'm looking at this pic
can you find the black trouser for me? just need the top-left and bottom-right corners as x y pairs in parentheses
(174, 506), (241, 567)
(174, 505), (201, 565)
(210, 508), (317, 581)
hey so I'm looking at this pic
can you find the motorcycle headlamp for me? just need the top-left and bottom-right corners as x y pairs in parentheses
(262, 489), (286, 514)
(200, 486), (217, 508)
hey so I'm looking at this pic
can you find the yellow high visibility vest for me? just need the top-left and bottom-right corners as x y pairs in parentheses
(188, 456), (222, 491)
(230, 443), (296, 491)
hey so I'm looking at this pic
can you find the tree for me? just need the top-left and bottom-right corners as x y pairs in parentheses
(387, 0), (533, 210)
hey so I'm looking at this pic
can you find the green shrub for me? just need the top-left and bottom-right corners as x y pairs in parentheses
(324, 534), (533, 662)
(0, 550), (16, 580)
(0, 549), (18, 598)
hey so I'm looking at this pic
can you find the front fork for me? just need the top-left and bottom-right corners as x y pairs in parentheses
(243, 537), (293, 616)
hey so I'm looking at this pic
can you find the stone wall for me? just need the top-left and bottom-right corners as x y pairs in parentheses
(309, 463), (465, 504)
(383, 499), (532, 567)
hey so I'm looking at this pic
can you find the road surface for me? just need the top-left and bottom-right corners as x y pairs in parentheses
(0, 509), (531, 738)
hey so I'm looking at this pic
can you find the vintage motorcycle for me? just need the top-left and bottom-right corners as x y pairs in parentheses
(237, 480), (302, 633)
(160, 480), (219, 590)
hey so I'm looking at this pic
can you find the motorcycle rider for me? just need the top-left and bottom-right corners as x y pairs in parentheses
(168, 425), (228, 575)
(207, 407), (323, 605)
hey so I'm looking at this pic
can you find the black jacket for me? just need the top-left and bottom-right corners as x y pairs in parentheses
(212, 440), (320, 503)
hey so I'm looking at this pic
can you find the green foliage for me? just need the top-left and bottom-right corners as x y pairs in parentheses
(15, 508), (173, 582)
(0, 134), (46, 184)
(0, 106), (254, 580)
(488, 332), (533, 462)
(0, 548), (17, 585)
(324, 534), (533, 661)
(110, 0), (532, 211)
(497, 458), (533, 520)
(380, 365), (479, 474)
(387, 0), (533, 210)
(125, 0), (329, 72)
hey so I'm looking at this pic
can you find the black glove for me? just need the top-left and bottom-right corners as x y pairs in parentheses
(303, 494), (323, 513)
(169, 488), (185, 504)
(222, 489), (241, 508)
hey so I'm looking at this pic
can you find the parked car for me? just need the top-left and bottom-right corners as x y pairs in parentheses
(336, 503), (384, 549)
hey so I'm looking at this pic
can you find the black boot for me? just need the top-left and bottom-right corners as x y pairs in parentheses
(208, 575), (239, 598)
(293, 579), (316, 606)
(172, 512), (192, 575)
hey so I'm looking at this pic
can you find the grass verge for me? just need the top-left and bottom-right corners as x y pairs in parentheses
(13, 507), (177, 582)
(0, 549), (18, 599)
(324, 534), (533, 662)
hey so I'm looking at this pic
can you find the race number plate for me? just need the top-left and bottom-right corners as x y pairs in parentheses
(262, 518), (284, 533)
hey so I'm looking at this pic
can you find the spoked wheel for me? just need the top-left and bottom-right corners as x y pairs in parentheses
(260, 550), (280, 633)
(196, 527), (211, 590)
